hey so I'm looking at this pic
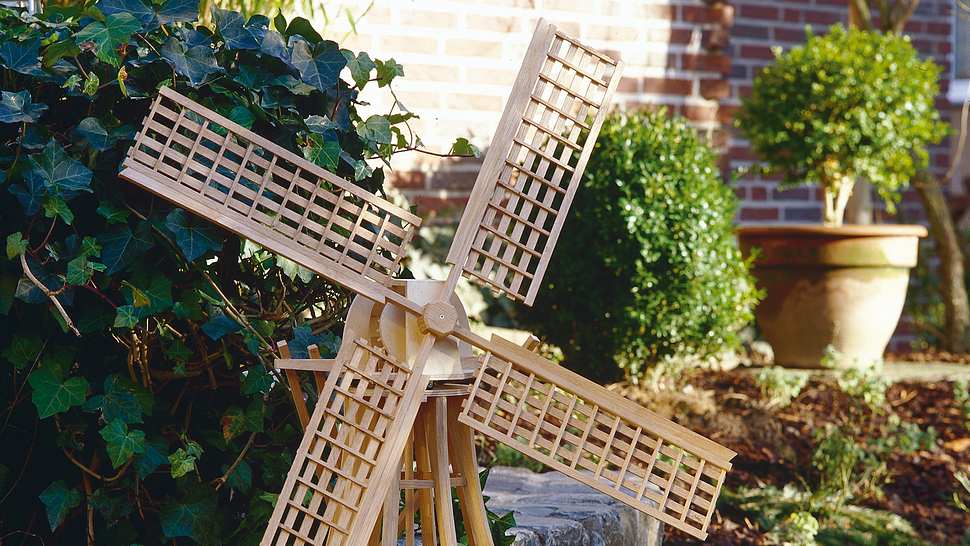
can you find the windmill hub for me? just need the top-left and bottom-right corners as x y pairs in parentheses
(419, 301), (458, 337)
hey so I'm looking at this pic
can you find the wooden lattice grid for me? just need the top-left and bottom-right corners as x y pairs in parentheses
(458, 336), (735, 540)
(263, 339), (426, 546)
(121, 87), (420, 296)
(447, 22), (623, 306)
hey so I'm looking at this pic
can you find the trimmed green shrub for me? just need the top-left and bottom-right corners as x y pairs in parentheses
(517, 109), (759, 381)
(736, 25), (947, 226)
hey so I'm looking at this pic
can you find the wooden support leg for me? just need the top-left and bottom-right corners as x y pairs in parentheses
(448, 397), (494, 546)
(403, 435), (416, 546)
(413, 403), (438, 546)
(381, 451), (401, 544)
(428, 397), (459, 546)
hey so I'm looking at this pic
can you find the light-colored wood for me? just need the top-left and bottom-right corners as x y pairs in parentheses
(456, 332), (735, 541)
(448, 397), (494, 546)
(412, 405), (438, 546)
(446, 19), (624, 306)
(427, 397), (459, 546)
(120, 87), (420, 305)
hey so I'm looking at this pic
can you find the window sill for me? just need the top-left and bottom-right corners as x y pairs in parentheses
(949, 79), (970, 104)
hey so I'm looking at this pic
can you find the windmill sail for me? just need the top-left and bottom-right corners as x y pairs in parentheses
(120, 87), (420, 303)
(446, 20), (623, 306)
(457, 334), (735, 540)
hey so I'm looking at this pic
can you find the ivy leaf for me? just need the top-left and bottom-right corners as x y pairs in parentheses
(99, 223), (153, 274)
(0, 90), (47, 124)
(75, 13), (141, 67)
(164, 209), (223, 261)
(26, 140), (93, 199)
(89, 488), (132, 524)
(342, 49), (374, 89)
(302, 133), (340, 171)
(96, 201), (130, 224)
(155, 0), (198, 26)
(201, 311), (241, 340)
(375, 58), (404, 87)
(226, 105), (254, 129)
(283, 16), (322, 44)
(125, 272), (173, 315)
(213, 7), (266, 50)
(66, 253), (106, 285)
(42, 38), (80, 68)
(9, 170), (46, 215)
(357, 115), (392, 145)
(136, 439), (168, 478)
(82, 72), (99, 96)
(39, 481), (81, 531)
(160, 496), (215, 540)
(0, 38), (44, 76)
(84, 375), (144, 424)
(221, 406), (246, 440)
(74, 117), (120, 151)
(95, 0), (156, 30)
(450, 137), (481, 158)
(168, 441), (202, 478)
(100, 419), (146, 468)
(241, 366), (272, 395)
(305, 114), (338, 136)
(28, 367), (88, 419)
(223, 459), (251, 492)
(2, 336), (43, 370)
(42, 195), (75, 225)
(113, 304), (137, 328)
(160, 36), (222, 87)
(6, 232), (27, 259)
(288, 37), (346, 93)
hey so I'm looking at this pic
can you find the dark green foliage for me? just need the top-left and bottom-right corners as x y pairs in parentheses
(736, 25), (947, 212)
(0, 4), (463, 544)
(517, 109), (759, 381)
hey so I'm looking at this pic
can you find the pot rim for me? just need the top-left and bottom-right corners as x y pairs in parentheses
(736, 223), (927, 238)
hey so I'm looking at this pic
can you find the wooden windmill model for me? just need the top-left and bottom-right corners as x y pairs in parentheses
(119, 20), (735, 544)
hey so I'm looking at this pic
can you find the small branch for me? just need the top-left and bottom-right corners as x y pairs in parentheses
(60, 446), (131, 483)
(20, 253), (80, 337)
(211, 432), (256, 491)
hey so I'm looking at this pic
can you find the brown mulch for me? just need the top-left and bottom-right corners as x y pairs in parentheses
(885, 349), (970, 364)
(659, 371), (970, 546)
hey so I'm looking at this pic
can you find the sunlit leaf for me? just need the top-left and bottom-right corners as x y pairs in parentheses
(0, 90), (47, 124)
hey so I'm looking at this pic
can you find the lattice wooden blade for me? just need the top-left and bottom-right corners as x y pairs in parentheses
(262, 338), (432, 546)
(457, 334), (735, 540)
(446, 20), (623, 306)
(120, 87), (420, 303)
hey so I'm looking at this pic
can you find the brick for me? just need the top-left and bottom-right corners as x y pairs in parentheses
(682, 53), (731, 73)
(682, 103), (719, 123)
(926, 22), (950, 35)
(750, 186), (767, 201)
(700, 79), (730, 100)
(616, 77), (640, 93)
(465, 68), (517, 86)
(445, 93), (504, 111)
(702, 27), (730, 51)
(728, 145), (757, 161)
(803, 9), (842, 25)
(389, 170), (426, 189)
(391, 90), (441, 110)
(642, 77), (692, 95)
(428, 170), (477, 190)
(732, 24), (770, 40)
(379, 34), (439, 55)
(730, 63), (748, 79)
(774, 27), (808, 43)
(402, 63), (460, 82)
(740, 44), (774, 60)
(466, 14), (519, 32)
(773, 187), (811, 200)
(782, 9), (801, 23)
(717, 105), (739, 124)
(642, 5), (674, 19)
(783, 207), (822, 222)
(709, 129), (729, 149)
(585, 25), (640, 42)
(734, 186), (746, 199)
(399, 10), (456, 28)
(903, 21), (925, 33)
(445, 39), (502, 58)
(410, 195), (469, 221)
(738, 4), (779, 20)
(682, 4), (735, 25)
(740, 207), (779, 221)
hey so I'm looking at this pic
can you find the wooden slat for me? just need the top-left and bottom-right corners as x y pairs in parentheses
(456, 333), (735, 541)
(120, 88), (420, 305)
(446, 19), (624, 306)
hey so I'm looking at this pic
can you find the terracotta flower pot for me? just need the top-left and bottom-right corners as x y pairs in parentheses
(737, 224), (927, 368)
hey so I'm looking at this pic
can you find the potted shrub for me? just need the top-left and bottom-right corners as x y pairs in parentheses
(736, 26), (946, 367)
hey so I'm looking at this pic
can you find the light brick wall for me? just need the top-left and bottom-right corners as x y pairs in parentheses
(295, 0), (733, 221)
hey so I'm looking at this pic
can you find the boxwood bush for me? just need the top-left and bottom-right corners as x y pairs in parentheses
(517, 109), (759, 381)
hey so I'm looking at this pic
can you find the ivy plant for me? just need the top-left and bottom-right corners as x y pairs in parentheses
(736, 25), (947, 226)
(0, 3), (471, 544)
